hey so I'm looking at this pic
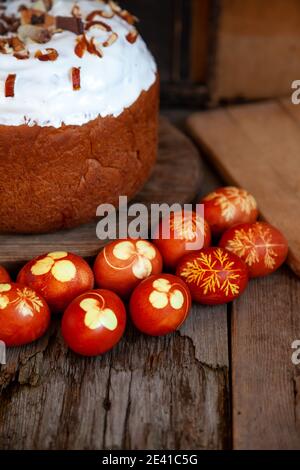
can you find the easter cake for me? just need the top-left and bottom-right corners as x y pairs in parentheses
(0, 0), (158, 233)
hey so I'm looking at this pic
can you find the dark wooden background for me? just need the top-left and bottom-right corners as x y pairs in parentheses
(122, 0), (210, 106)
(0, 0), (300, 451)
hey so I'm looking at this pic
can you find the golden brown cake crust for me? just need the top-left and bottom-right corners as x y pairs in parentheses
(0, 77), (159, 234)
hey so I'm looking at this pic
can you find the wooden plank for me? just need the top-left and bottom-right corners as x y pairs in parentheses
(209, 0), (300, 103)
(187, 100), (300, 276)
(0, 118), (202, 271)
(0, 112), (230, 450)
(231, 268), (300, 449)
(0, 304), (230, 450)
(190, 0), (210, 83)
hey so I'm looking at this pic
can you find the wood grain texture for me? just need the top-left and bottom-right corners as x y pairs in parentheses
(187, 100), (300, 276)
(209, 0), (300, 103)
(0, 115), (231, 450)
(0, 118), (202, 270)
(231, 268), (300, 449)
(0, 305), (230, 450)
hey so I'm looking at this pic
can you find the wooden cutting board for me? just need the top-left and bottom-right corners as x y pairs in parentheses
(187, 98), (300, 277)
(0, 118), (202, 270)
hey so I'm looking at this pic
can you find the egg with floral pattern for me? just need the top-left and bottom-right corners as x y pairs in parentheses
(129, 274), (191, 336)
(153, 210), (211, 270)
(61, 289), (126, 356)
(0, 283), (50, 346)
(17, 252), (94, 313)
(219, 222), (288, 278)
(201, 187), (258, 238)
(94, 239), (163, 298)
(176, 247), (248, 305)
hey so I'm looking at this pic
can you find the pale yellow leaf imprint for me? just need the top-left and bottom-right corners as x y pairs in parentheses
(51, 260), (76, 282)
(15, 288), (44, 314)
(109, 240), (155, 280)
(170, 213), (204, 241)
(0, 284), (11, 293)
(0, 287), (44, 314)
(80, 296), (118, 331)
(180, 249), (241, 297)
(170, 290), (184, 310)
(48, 252), (68, 260)
(0, 295), (9, 309)
(31, 252), (76, 283)
(204, 187), (257, 222)
(226, 225), (277, 269)
(149, 278), (185, 310)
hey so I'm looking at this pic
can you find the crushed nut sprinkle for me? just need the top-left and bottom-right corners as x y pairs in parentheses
(5, 74), (16, 97)
(72, 66), (80, 90)
(109, 1), (138, 25)
(71, 4), (82, 19)
(18, 24), (52, 43)
(9, 36), (26, 52)
(74, 34), (87, 58)
(86, 36), (103, 58)
(126, 29), (138, 44)
(75, 34), (103, 58)
(108, 1), (122, 14)
(86, 10), (114, 21)
(0, 1), (142, 95)
(118, 10), (138, 25)
(103, 32), (118, 48)
(35, 47), (58, 61)
(20, 8), (55, 28)
(85, 20), (112, 32)
(14, 49), (30, 60)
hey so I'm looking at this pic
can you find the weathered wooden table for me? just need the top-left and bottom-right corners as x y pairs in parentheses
(0, 111), (299, 450)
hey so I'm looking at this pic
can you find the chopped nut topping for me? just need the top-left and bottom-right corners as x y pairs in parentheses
(14, 49), (30, 60)
(71, 4), (82, 19)
(75, 34), (87, 57)
(5, 74), (16, 97)
(75, 34), (103, 58)
(109, 1), (138, 25)
(35, 47), (58, 61)
(0, 38), (7, 53)
(21, 8), (55, 28)
(108, 1), (122, 14)
(87, 36), (103, 58)
(18, 24), (52, 43)
(126, 29), (138, 44)
(72, 66), (80, 90)
(103, 32), (118, 47)
(86, 10), (114, 21)
(119, 10), (138, 25)
(9, 36), (26, 52)
(85, 20), (112, 32)
(0, 12), (20, 33)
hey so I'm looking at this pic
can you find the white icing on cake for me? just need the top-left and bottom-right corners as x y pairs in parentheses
(0, 0), (157, 127)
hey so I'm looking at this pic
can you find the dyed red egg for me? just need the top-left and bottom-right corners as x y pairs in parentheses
(153, 210), (211, 271)
(61, 289), (126, 356)
(219, 222), (288, 278)
(17, 251), (94, 313)
(0, 266), (11, 283)
(176, 247), (248, 305)
(0, 282), (50, 347)
(94, 239), (163, 298)
(129, 274), (191, 336)
(201, 186), (258, 238)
